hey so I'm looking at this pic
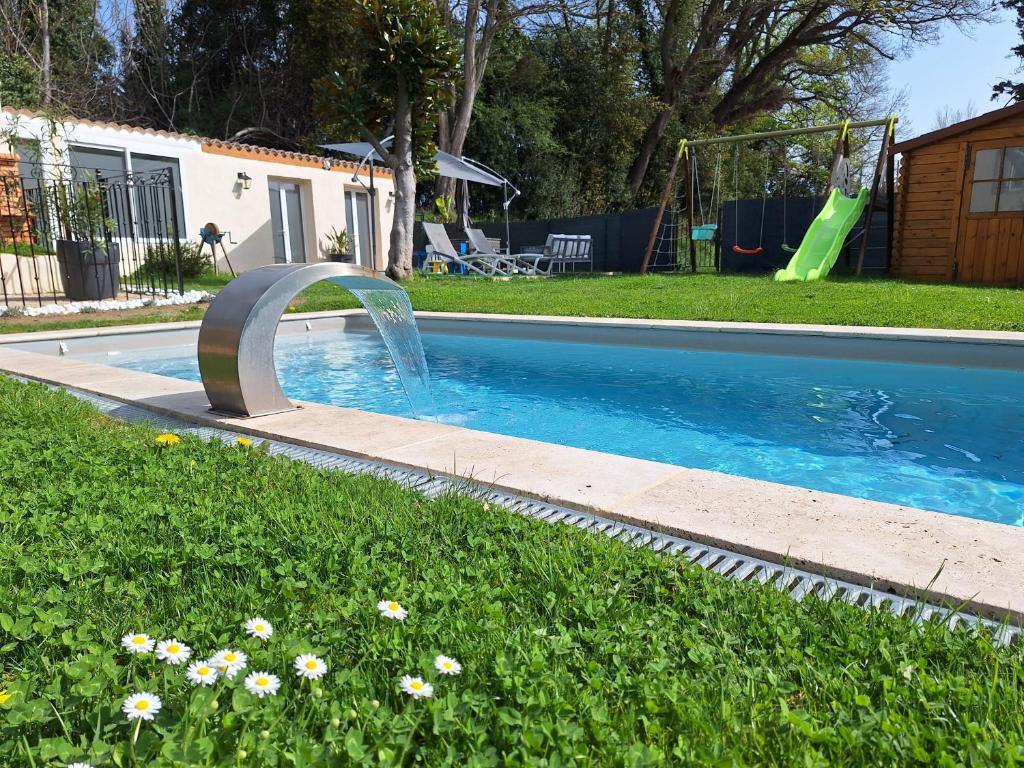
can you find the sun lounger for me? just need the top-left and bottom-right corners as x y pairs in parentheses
(422, 222), (512, 276)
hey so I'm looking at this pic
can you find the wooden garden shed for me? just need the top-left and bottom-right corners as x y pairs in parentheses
(891, 102), (1024, 284)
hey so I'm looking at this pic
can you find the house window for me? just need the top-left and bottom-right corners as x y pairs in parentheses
(970, 146), (1024, 213)
(129, 153), (186, 238)
(13, 139), (41, 188)
(64, 145), (132, 238)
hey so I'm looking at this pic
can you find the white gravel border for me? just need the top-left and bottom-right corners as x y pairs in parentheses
(0, 290), (214, 318)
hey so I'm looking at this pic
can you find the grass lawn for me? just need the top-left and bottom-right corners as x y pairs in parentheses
(5, 272), (1024, 336)
(1, 376), (1021, 766)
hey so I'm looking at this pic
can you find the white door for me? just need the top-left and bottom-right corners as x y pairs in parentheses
(344, 189), (373, 267)
(268, 181), (306, 263)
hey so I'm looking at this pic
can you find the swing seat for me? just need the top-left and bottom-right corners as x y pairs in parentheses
(781, 244), (798, 253)
(691, 224), (718, 241)
(731, 244), (764, 256)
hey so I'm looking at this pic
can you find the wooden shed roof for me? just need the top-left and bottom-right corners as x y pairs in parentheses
(891, 101), (1024, 154)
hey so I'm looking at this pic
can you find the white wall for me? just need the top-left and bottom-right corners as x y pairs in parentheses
(182, 147), (395, 274)
(0, 109), (395, 276)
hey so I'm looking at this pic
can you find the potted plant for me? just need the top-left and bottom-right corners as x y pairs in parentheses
(55, 175), (121, 301)
(321, 227), (354, 263)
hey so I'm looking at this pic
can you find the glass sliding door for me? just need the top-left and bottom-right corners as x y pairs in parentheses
(344, 189), (373, 267)
(268, 181), (306, 263)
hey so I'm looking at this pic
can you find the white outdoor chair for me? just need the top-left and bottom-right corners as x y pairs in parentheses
(515, 234), (594, 275)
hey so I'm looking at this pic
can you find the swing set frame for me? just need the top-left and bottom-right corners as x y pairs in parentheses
(640, 117), (898, 275)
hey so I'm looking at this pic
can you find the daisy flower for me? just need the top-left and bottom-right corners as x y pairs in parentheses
(185, 660), (219, 686)
(294, 654), (327, 681)
(400, 675), (433, 699)
(244, 617), (273, 641)
(377, 599), (408, 621)
(155, 433), (181, 445)
(211, 649), (248, 678)
(122, 692), (162, 721)
(434, 655), (462, 676)
(67, 763), (95, 768)
(121, 632), (155, 654)
(155, 638), (191, 665)
(244, 671), (281, 698)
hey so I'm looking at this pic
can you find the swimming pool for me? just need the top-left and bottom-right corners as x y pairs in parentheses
(82, 327), (1024, 526)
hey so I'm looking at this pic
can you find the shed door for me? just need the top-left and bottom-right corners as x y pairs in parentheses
(956, 141), (1024, 284)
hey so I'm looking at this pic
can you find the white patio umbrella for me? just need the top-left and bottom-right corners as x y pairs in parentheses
(320, 140), (519, 253)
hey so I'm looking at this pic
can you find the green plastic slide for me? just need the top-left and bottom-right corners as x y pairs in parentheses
(774, 187), (869, 282)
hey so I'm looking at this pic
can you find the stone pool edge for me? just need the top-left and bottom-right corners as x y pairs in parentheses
(1, 328), (1021, 624)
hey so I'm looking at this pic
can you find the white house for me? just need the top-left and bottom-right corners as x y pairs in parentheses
(0, 108), (395, 278)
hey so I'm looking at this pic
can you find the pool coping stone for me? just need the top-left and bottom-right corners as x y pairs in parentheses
(1, 323), (1022, 624)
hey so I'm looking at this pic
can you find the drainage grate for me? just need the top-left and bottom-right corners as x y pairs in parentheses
(25, 379), (1021, 647)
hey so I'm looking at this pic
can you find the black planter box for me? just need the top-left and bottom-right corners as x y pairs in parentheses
(56, 240), (121, 301)
(327, 252), (356, 264)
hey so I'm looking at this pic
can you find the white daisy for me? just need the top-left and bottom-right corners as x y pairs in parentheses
(211, 649), (248, 678)
(377, 599), (408, 621)
(67, 763), (95, 768)
(243, 671), (281, 698)
(155, 638), (191, 665)
(122, 692), (162, 721)
(185, 660), (219, 686)
(434, 655), (462, 676)
(244, 617), (273, 641)
(399, 675), (433, 699)
(121, 632), (154, 654)
(293, 654), (327, 681)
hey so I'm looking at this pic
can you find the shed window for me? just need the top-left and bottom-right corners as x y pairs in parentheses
(970, 147), (1024, 213)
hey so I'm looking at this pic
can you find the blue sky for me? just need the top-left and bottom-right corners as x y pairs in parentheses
(888, 9), (1020, 135)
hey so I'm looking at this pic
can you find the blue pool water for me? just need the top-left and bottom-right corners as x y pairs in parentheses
(89, 330), (1024, 526)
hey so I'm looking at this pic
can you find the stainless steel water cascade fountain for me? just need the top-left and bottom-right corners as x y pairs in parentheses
(198, 262), (432, 417)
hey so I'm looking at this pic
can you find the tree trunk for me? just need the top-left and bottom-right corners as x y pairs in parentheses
(40, 0), (51, 107)
(386, 80), (416, 280)
(627, 107), (673, 196)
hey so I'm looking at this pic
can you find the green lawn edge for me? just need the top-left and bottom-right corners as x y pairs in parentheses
(4, 273), (1024, 335)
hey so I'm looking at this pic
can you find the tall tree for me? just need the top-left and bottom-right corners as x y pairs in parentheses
(314, 0), (460, 279)
(995, 0), (1024, 102)
(431, 0), (581, 201)
(0, 0), (114, 114)
(118, 0), (176, 128)
(464, 23), (658, 218)
(625, 0), (992, 199)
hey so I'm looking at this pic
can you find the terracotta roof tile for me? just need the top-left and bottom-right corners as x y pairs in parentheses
(0, 107), (385, 176)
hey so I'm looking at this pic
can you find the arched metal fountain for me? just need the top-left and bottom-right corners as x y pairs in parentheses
(198, 262), (432, 417)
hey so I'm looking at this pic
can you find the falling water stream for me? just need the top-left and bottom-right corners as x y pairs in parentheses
(349, 288), (436, 418)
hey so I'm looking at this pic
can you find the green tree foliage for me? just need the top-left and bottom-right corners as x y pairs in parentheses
(464, 25), (660, 219)
(995, 0), (1024, 102)
(0, 51), (40, 108)
(0, 0), (113, 113)
(118, 0), (311, 140)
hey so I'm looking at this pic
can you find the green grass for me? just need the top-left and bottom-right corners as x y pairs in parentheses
(6, 272), (1024, 336)
(1, 376), (1022, 766)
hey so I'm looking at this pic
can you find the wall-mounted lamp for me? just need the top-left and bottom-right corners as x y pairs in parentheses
(237, 171), (253, 190)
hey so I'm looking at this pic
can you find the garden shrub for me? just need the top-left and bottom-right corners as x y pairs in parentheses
(143, 241), (211, 278)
